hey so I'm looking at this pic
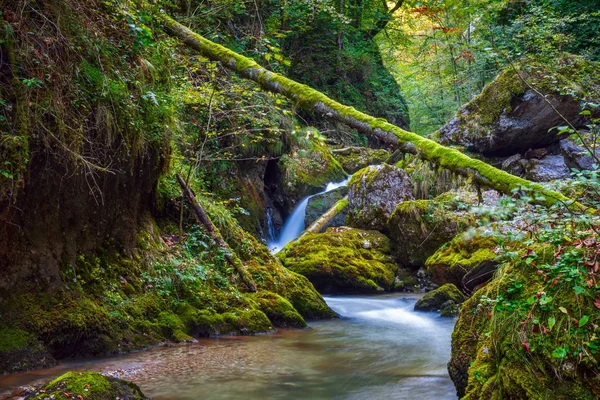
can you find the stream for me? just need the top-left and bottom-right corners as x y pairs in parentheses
(0, 294), (457, 399)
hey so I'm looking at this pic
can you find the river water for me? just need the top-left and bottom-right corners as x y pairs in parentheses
(0, 294), (457, 399)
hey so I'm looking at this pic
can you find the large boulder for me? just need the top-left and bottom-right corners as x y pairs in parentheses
(278, 227), (398, 294)
(347, 164), (414, 231)
(438, 58), (600, 156)
(331, 147), (391, 174)
(304, 186), (348, 229)
(387, 195), (468, 268)
(426, 230), (498, 289)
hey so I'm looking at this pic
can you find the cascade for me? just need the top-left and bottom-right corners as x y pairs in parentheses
(267, 176), (351, 253)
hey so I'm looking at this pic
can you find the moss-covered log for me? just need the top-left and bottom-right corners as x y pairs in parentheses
(177, 174), (257, 292)
(157, 13), (584, 211)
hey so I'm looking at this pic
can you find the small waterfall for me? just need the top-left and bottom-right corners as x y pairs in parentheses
(268, 175), (351, 253)
(265, 207), (277, 242)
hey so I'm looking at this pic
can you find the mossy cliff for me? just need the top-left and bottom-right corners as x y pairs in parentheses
(278, 227), (398, 294)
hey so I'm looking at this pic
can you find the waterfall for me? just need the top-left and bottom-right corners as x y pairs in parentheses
(267, 175), (351, 253)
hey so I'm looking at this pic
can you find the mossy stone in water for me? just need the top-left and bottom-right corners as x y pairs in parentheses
(278, 227), (398, 294)
(414, 283), (465, 312)
(29, 371), (148, 400)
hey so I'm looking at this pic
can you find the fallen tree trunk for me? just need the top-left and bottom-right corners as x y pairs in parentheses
(176, 174), (257, 292)
(303, 196), (348, 237)
(158, 13), (586, 212)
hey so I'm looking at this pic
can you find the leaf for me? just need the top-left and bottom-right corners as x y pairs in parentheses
(548, 316), (556, 330)
(594, 297), (600, 310)
(552, 347), (568, 359)
(574, 286), (587, 295)
(579, 315), (590, 328)
(559, 307), (568, 314)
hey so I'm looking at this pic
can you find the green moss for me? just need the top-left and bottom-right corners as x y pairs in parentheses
(0, 328), (31, 352)
(414, 284), (465, 312)
(426, 232), (497, 287)
(279, 227), (398, 294)
(31, 372), (146, 400)
(332, 147), (391, 174)
(251, 292), (307, 328)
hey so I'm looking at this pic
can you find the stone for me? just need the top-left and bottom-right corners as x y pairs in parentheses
(500, 153), (525, 176)
(304, 186), (348, 229)
(522, 154), (571, 181)
(559, 139), (600, 171)
(347, 164), (414, 231)
(414, 283), (465, 312)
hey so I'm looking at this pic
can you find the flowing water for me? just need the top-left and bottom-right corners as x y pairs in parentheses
(0, 294), (457, 400)
(267, 176), (351, 253)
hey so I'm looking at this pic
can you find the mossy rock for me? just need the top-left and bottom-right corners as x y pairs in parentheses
(347, 164), (413, 232)
(450, 241), (600, 399)
(28, 372), (147, 400)
(279, 134), (347, 206)
(438, 56), (600, 156)
(387, 194), (470, 268)
(414, 284), (465, 312)
(304, 186), (348, 229)
(0, 328), (56, 375)
(426, 231), (498, 288)
(278, 227), (398, 294)
(331, 146), (391, 174)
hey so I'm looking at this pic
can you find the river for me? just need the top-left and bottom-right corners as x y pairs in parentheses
(0, 294), (457, 399)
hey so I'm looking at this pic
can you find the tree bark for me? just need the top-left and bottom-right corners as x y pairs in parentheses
(158, 13), (585, 212)
(176, 174), (257, 292)
(303, 196), (348, 237)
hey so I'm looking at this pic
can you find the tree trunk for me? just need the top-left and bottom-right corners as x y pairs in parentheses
(176, 174), (257, 292)
(303, 196), (348, 236)
(158, 13), (585, 212)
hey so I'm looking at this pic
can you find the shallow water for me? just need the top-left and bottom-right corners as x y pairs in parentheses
(0, 294), (457, 399)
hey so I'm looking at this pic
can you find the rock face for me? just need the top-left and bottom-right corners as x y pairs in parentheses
(304, 186), (348, 229)
(438, 59), (600, 157)
(347, 164), (414, 231)
(414, 283), (465, 313)
(27, 372), (148, 400)
(560, 139), (600, 171)
(426, 231), (498, 289)
(331, 147), (391, 174)
(278, 227), (398, 294)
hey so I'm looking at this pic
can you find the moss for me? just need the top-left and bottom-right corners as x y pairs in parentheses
(251, 292), (307, 328)
(30, 372), (146, 400)
(425, 231), (497, 287)
(414, 284), (465, 312)
(332, 147), (391, 174)
(279, 227), (398, 294)
(279, 132), (347, 204)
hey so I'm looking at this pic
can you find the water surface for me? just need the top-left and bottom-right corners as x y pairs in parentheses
(0, 294), (457, 399)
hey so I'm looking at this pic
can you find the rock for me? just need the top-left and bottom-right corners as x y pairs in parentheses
(500, 153), (525, 176)
(414, 283), (465, 312)
(347, 164), (414, 231)
(278, 227), (398, 294)
(26, 371), (149, 400)
(426, 230), (498, 288)
(331, 146), (391, 174)
(0, 328), (56, 375)
(438, 58), (600, 156)
(304, 186), (348, 229)
(522, 154), (571, 181)
(387, 195), (468, 268)
(440, 301), (460, 317)
(279, 132), (347, 208)
(461, 259), (500, 294)
(560, 139), (600, 171)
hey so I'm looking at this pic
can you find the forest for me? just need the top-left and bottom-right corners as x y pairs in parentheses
(0, 0), (599, 399)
